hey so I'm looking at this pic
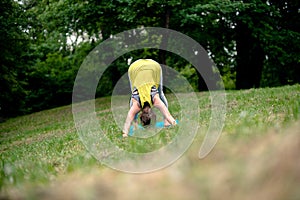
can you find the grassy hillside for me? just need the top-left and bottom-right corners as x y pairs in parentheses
(0, 84), (299, 200)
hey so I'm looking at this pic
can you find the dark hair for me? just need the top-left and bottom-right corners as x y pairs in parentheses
(140, 102), (156, 126)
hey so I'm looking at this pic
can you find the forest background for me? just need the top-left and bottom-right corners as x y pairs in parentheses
(1, 0), (299, 119)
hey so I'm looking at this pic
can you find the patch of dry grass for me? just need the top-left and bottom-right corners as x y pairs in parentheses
(5, 120), (298, 200)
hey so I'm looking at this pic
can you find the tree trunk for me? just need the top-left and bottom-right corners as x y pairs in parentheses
(159, 8), (171, 66)
(235, 19), (265, 89)
(159, 8), (171, 92)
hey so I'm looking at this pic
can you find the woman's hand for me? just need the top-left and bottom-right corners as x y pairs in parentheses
(122, 131), (128, 138)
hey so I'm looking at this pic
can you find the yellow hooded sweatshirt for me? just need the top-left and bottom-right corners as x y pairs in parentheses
(128, 59), (161, 108)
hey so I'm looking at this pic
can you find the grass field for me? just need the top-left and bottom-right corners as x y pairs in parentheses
(0, 84), (299, 200)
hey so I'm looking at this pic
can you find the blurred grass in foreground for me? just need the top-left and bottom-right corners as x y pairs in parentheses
(0, 84), (299, 200)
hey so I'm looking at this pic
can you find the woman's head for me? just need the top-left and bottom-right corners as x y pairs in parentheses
(140, 102), (156, 126)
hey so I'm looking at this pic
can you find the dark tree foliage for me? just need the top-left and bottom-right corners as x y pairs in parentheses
(0, 0), (29, 119)
(0, 0), (299, 119)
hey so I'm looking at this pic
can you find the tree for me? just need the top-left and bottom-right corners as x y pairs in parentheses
(260, 0), (300, 86)
(179, 0), (247, 90)
(235, 1), (266, 89)
(180, 0), (299, 89)
(0, 0), (29, 118)
(1, 0), (299, 118)
(235, 0), (299, 88)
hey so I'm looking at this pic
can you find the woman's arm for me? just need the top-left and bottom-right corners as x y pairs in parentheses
(153, 94), (176, 126)
(122, 99), (140, 137)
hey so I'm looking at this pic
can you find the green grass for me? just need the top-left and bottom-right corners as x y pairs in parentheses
(0, 84), (299, 199)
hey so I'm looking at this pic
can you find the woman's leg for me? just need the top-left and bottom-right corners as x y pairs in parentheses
(158, 68), (168, 108)
(128, 72), (133, 108)
(158, 67), (172, 126)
